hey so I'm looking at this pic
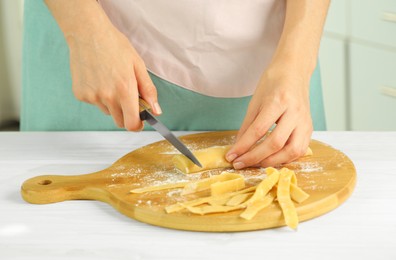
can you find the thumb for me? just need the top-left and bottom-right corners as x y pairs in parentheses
(135, 64), (162, 116)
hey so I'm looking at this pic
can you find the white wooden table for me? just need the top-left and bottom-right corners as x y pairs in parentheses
(0, 132), (395, 260)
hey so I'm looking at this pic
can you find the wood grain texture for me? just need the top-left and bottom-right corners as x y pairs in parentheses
(21, 131), (356, 232)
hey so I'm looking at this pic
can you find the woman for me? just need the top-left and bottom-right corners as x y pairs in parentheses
(22, 0), (329, 169)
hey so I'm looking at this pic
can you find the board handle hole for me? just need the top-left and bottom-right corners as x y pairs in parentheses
(38, 179), (52, 185)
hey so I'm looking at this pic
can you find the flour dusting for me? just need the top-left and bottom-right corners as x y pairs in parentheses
(288, 161), (323, 173)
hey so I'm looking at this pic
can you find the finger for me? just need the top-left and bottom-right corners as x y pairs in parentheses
(259, 124), (312, 168)
(235, 98), (261, 142)
(226, 106), (281, 163)
(96, 86), (125, 128)
(106, 101), (125, 129)
(96, 103), (110, 115)
(119, 78), (143, 132)
(232, 111), (295, 169)
(134, 61), (162, 116)
(74, 87), (111, 116)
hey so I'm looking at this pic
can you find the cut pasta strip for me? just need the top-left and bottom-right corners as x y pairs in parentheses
(165, 198), (209, 214)
(290, 170), (297, 185)
(277, 168), (298, 229)
(240, 192), (276, 220)
(226, 192), (253, 206)
(265, 167), (278, 176)
(181, 172), (242, 195)
(211, 177), (245, 196)
(290, 183), (310, 203)
(268, 167), (297, 185)
(185, 204), (245, 215)
(165, 186), (256, 213)
(208, 196), (231, 206)
(245, 171), (280, 205)
(130, 181), (189, 194)
(173, 145), (232, 174)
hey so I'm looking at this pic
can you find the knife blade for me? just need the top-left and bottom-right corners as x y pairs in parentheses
(139, 99), (202, 168)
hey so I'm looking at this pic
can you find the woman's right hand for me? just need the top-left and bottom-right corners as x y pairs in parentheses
(45, 0), (161, 131)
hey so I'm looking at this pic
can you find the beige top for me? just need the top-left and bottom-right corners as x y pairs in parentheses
(98, 0), (286, 98)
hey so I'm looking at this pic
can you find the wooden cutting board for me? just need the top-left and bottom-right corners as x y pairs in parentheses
(21, 131), (356, 232)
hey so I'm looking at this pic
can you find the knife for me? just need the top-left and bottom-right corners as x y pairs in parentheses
(138, 98), (202, 168)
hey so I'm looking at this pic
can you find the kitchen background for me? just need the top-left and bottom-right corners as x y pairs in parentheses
(0, 0), (395, 131)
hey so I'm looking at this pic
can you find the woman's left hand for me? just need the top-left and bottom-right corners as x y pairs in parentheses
(226, 63), (313, 169)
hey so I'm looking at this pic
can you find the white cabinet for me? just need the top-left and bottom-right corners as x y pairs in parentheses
(350, 43), (396, 130)
(320, 0), (396, 130)
(350, 0), (396, 48)
(319, 0), (348, 130)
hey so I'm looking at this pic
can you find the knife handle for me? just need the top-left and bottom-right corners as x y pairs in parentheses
(138, 98), (152, 112)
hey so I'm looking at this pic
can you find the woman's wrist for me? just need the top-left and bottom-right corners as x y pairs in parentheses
(264, 52), (315, 89)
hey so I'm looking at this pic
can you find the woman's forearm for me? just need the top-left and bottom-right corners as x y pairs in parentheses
(44, 0), (112, 43)
(270, 0), (330, 78)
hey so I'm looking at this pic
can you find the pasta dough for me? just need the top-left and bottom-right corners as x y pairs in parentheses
(173, 146), (232, 173)
(173, 145), (313, 174)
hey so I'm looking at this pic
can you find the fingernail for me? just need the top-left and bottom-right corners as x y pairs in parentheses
(233, 161), (245, 170)
(226, 153), (238, 162)
(153, 102), (162, 115)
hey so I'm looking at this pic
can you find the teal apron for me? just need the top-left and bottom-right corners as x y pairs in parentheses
(21, 0), (326, 131)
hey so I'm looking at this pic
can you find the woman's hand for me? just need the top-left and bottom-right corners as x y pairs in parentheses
(226, 63), (313, 169)
(225, 0), (330, 169)
(45, 0), (161, 131)
(68, 23), (162, 130)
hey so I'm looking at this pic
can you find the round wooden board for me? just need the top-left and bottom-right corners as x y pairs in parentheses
(21, 131), (356, 232)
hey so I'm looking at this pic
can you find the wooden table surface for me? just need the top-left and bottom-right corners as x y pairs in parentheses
(0, 131), (395, 260)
